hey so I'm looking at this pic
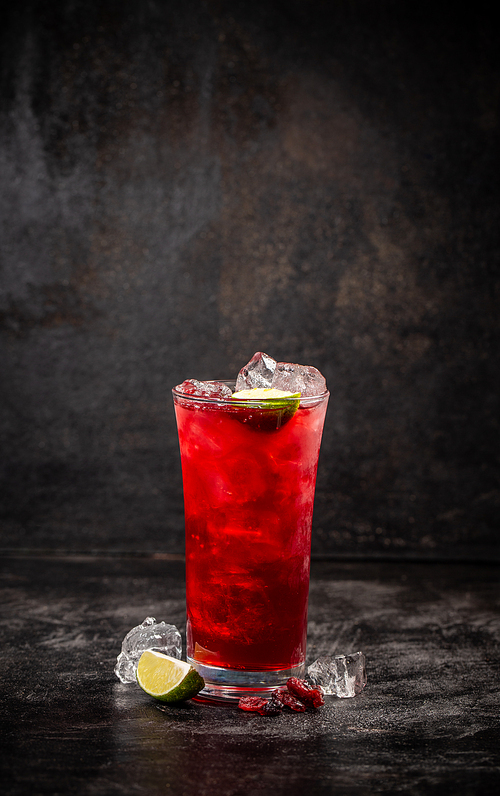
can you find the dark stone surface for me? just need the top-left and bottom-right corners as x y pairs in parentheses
(1, 554), (499, 794)
(1, 1), (499, 558)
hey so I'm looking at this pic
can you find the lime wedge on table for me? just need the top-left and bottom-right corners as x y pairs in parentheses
(136, 650), (205, 703)
(231, 388), (301, 431)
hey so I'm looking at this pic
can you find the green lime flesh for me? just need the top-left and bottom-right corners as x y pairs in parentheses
(136, 650), (205, 703)
(230, 388), (301, 431)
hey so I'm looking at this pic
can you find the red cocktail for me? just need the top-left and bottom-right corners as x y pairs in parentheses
(173, 366), (328, 700)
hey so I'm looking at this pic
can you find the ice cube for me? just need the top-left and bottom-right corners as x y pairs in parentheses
(175, 379), (233, 399)
(307, 651), (367, 698)
(235, 352), (277, 391)
(272, 362), (327, 397)
(114, 617), (182, 684)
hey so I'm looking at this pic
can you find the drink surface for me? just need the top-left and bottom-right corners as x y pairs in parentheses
(173, 387), (328, 672)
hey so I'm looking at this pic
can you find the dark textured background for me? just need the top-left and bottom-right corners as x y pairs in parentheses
(1, 0), (498, 558)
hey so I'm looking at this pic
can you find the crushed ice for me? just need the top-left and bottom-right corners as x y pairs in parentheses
(235, 351), (277, 390)
(175, 353), (327, 400)
(236, 352), (327, 397)
(114, 617), (182, 683)
(175, 380), (233, 399)
(307, 651), (367, 698)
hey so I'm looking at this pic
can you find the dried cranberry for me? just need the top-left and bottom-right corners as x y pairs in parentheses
(259, 694), (283, 716)
(287, 677), (325, 708)
(273, 687), (307, 712)
(238, 695), (283, 716)
(238, 682), (324, 717)
(238, 697), (269, 712)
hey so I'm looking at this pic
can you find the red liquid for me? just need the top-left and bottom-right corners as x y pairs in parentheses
(173, 389), (328, 673)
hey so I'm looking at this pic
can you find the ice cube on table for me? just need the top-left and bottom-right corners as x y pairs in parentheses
(175, 379), (233, 399)
(307, 651), (367, 698)
(272, 362), (327, 397)
(235, 352), (277, 391)
(114, 617), (182, 684)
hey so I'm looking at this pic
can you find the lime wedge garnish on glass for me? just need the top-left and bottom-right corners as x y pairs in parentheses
(232, 388), (300, 402)
(136, 650), (205, 703)
(231, 388), (301, 431)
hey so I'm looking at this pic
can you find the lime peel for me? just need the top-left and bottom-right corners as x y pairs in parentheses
(136, 650), (205, 703)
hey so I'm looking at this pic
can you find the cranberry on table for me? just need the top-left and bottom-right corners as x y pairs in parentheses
(273, 687), (307, 712)
(259, 695), (283, 715)
(238, 697), (269, 712)
(287, 678), (325, 708)
(238, 679), (325, 716)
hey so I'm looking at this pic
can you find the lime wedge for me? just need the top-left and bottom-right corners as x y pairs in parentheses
(232, 388), (301, 403)
(136, 650), (205, 703)
(231, 387), (300, 401)
(231, 388), (301, 431)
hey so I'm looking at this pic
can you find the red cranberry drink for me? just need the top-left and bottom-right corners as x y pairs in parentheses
(172, 352), (329, 701)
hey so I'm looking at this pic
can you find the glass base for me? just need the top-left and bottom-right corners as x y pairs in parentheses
(188, 658), (305, 703)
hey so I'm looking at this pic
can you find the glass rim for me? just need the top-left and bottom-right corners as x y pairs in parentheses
(172, 379), (329, 406)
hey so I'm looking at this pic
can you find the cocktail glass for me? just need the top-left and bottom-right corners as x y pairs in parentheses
(173, 380), (329, 701)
